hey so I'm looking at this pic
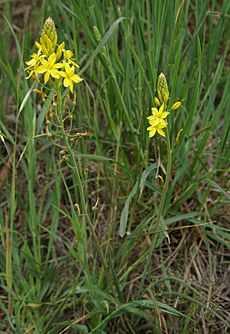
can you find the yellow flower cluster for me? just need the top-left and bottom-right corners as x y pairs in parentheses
(25, 17), (82, 93)
(147, 73), (181, 138)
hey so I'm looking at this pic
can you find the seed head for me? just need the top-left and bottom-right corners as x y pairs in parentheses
(93, 26), (102, 42)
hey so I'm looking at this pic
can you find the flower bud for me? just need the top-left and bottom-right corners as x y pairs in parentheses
(40, 17), (57, 54)
(157, 73), (169, 104)
(176, 128), (183, 143)
(43, 17), (56, 40)
(154, 96), (161, 106)
(171, 101), (181, 110)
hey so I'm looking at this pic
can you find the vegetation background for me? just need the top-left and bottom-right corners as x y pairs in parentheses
(0, 0), (229, 333)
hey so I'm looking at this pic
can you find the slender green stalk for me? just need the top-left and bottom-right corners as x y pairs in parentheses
(141, 128), (172, 290)
(153, 128), (172, 243)
(55, 84), (118, 299)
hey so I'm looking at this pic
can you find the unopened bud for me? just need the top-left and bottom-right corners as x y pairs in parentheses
(154, 96), (161, 106)
(175, 128), (183, 143)
(157, 73), (169, 105)
(171, 101), (181, 110)
(43, 17), (56, 39)
(40, 17), (57, 54)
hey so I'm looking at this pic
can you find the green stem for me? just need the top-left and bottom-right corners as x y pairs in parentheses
(153, 127), (171, 245)
(55, 84), (118, 299)
(140, 128), (172, 290)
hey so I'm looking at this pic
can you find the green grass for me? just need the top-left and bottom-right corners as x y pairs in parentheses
(0, 0), (229, 333)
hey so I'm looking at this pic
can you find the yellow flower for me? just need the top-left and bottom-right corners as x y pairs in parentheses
(25, 17), (83, 92)
(147, 73), (182, 140)
(147, 104), (169, 138)
(25, 50), (44, 68)
(25, 50), (45, 78)
(35, 53), (63, 83)
(55, 42), (65, 61)
(147, 122), (167, 138)
(59, 63), (83, 93)
(63, 49), (80, 68)
(147, 104), (169, 127)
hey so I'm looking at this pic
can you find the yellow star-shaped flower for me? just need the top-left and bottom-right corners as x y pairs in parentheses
(35, 53), (63, 83)
(147, 104), (169, 127)
(59, 63), (83, 93)
(147, 122), (167, 138)
(147, 104), (169, 138)
(25, 50), (45, 78)
(63, 49), (80, 68)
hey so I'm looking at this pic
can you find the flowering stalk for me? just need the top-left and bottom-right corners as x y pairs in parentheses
(153, 127), (171, 246)
(54, 84), (116, 297)
(147, 73), (181, 244)
(147, 73), (181, 139)
(140, 73), (182, 289)
(25, 18), (116, 295)
(25, 17), (82, 93)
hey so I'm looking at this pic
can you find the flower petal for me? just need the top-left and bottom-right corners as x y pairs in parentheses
(54, 63), (64, 69)
(44, 71), (50, 83)
(50, 69), (60, 79)
(48, 53), (56, 65)
(58, 71), (66, 78)
(159, 104), (165, 113)
(151, 107), (158, 115)
(69, 80), (73, 93)
(63, 78), (70, 87)
(149, 118), (159, 127)
(64, 62), (71, 73)
(40, 58), (48, 65)
(72, 74), (83, 83)
(69, 59), (80, 68)
(149, 128), (156, 137)
(161, 112), (170, 118)
(159, 119), (168, 126)
(56, 42), (65, 60)
(147, 125), (154, 131)
(35, 65), (47, 74)
(157, 128), (166, 137)
(26, 59), (35, 66)
(157, 122), (167, 129)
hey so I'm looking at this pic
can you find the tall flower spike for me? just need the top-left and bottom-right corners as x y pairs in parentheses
(157, 73), (169, 105)
(26, 17), (83, 93)
(147, 73), (182, 141)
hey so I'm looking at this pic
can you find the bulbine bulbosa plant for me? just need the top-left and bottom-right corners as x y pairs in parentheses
(147, 73), (182, 245)
(25, 17), (85, 152)
(25, 17), (113, 286)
